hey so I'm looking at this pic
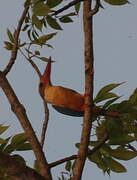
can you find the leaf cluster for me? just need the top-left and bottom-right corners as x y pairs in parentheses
(81, 84), (137, 174)
(0, 125), (32, 179)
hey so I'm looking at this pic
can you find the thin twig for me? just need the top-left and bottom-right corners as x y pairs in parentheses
(40, 100), (49, 147)
(3, 0), (31, 75)
(49, 155), (77, 168)
(88, 0), (102, 17)
(52, 0), (83, 16)
(49, 134), (108, 168)
(19, 48), (41, 78)
(20, 47), (50, 148)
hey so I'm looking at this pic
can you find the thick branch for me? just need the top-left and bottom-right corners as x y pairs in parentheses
(52, 0), (83, 16)
(72, 0), (94, 179)
(0, 152), (46, 180)
(49, 134), (108, 168)
(3, 0), (30, 75)
(0, 71), (52, 180)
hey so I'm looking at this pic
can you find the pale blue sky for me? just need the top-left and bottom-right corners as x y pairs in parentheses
(0, 0), (137, 180)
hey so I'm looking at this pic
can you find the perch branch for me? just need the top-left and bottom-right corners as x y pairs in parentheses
(3, 0), (31, 75)
(72, 0), (94, 179)
(0, 71), (52, 180)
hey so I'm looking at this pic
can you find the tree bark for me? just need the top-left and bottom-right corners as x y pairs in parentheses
(0, 71), (52, 180)
(72, 0), (94, 179)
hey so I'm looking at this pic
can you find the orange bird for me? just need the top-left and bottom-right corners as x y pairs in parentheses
(39, 60), (85, 116)
(39, 60), (119, 117)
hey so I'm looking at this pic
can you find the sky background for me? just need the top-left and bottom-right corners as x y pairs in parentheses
(0, 0), (137, 180)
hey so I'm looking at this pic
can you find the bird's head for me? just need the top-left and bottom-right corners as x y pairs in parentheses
(39, 59), (52, 98)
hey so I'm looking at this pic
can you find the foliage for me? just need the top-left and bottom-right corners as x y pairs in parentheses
(1, 0), (136, 180)
(74, 83), (137, 174)
(0, 125), (31, 179)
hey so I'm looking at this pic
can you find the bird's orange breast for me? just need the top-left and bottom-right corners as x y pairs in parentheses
(44, 86), (84, 112)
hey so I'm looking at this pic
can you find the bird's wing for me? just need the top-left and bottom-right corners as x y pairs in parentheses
(44, 86), (84, 112)
(52, 105), (83, 117)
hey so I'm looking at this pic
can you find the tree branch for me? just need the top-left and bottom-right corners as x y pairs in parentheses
(0, 152), (46, 180)
(72, 0), (94, 179)
(19, 48), (50, 149)
(3, 0), (30, 75)
(88, 0), (102, 17)
(94, 107), (121, 118)
(49, 134), (108, 168)
(0, 71), (52, 180)
(40, 101), (50, 147)
(52, 0), (83, 16)
(19, 48), (41, 78)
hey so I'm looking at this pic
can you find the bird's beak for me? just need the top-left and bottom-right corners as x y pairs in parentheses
(41, 58), (55, 85)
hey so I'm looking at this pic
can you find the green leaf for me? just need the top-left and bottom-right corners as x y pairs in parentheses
(95, 92), (118, 103)
(102, 96), (121, 109)
(46, 43), (53, 48)
(7, 29), (14, 43)
(47, 0), (63, 8)
(110, 148), (137, 160)
(12, 154), (26, 165)
(4, 144), (16, 153)
(32, 15), (43, 31)
(109, 135), (137, 145)
(108, 158), (127, 173)
(65, 12), (77, 16)
(22, 24), (30, 31)
(11, 133), (28, 146)
(59, 16), (73, 23)
(96, 83), (122, 97)
(46, 16), (62, 30)
(24, 0), (31, 8)
(38, 57), (51, 62)
(0, 138), (6, 144)
(116, 100), (136, 113)
(129, 88), (137, 105)
(65, 160), (72, 172)
(104, 0), (129, 5)
(33, 2), (51, 16)
(94, 83), (123, 103)
(27, 29), (32, 41)
(32, 32), (57, 45)
(75, 2), (81, 14)
(0, 137), (11, 151)
(35, 50), (40, 55)
(103, 97), (120, 109)
(0, 125), (9, 135)
(88, 152), (108, 171)
(16, 143), (32, 151)
(4, 41), (13, 50)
